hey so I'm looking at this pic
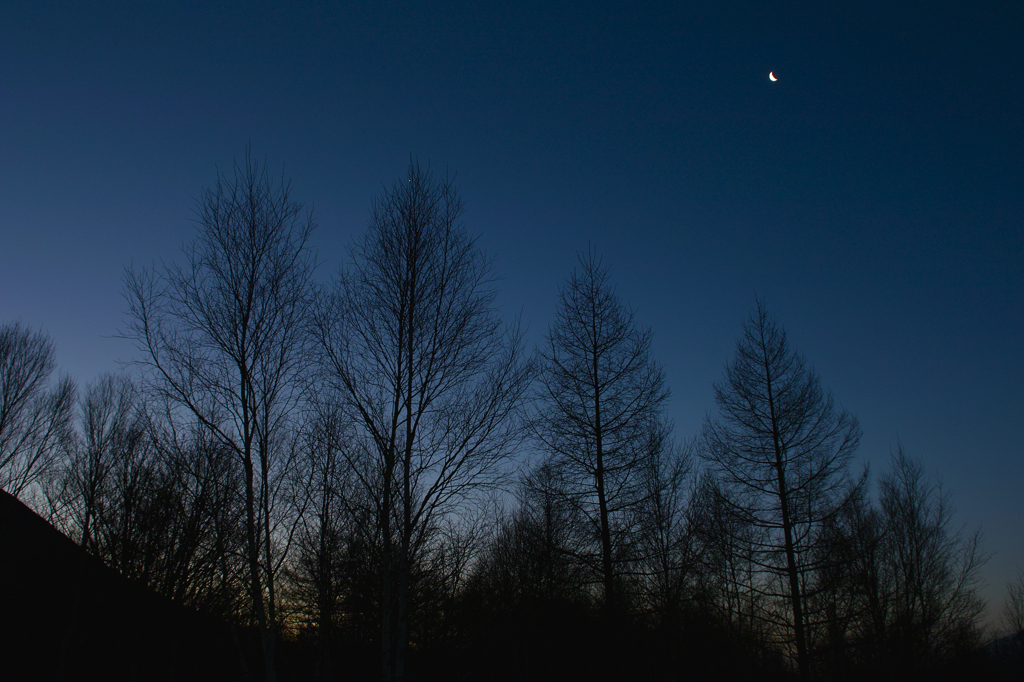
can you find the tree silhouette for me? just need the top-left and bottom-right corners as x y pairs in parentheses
(532, 249), (669, 617)
(43, 375), (246, 615)
(50, 374), (149, 557)
(123, 151), (316, 682)
(0, 321), (75, 498)
(311, 160), (532, 682)
(286, 396), (354, 682)
(1005, 569), (1024, 642)
(702, 300), (861, 680)
(874, 447), (986, 669)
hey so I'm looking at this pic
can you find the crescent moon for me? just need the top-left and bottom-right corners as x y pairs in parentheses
(769, 71), (777, 81)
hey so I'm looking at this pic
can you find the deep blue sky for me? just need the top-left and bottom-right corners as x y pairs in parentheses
(2, 0), (1021, 625)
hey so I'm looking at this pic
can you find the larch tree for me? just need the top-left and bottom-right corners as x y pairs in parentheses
(701, 300), (861, 681)
(532, 249), (669, 617)
(122, 152), (316, 682)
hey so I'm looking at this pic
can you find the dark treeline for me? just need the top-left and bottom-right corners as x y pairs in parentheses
(1, 155), (1019, 682)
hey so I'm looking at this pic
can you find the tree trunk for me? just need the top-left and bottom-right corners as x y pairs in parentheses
(243, 451), (275, 682)
(261, 442), (278, 682)
(394, 237), (418, 682)
(765, 365), (808, 681)
(380, 445), (395, 682)
(593, 330), (615, 616)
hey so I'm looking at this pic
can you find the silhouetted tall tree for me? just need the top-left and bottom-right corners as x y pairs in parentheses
(0, 321), (75, 498)
(532, 249), (669, 617)
(702, 300), (861, 681)
(123, 152), (316, 682)
(1006, 570), (1024, 639)
(874, 447), (985, 669)
(312, 160), (532, 682)
(806, 447), (987, 677)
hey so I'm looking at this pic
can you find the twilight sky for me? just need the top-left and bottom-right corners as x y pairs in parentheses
(1, 0), (1021, 625)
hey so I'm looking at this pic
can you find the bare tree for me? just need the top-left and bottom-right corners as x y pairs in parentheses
(122, 152), (315, 682)
(477, 461), (592, 609)
(1005, 570), (1024, 639)
(701, 300), (862, 680)
(286, 396), (354, 682)
(43, 376), (247, 616)
(145, 407), (248, 615)
(802, 471), (873, 673)
(874, 447), (986, 667)
(637, 427), (695, 625)
(532, 249), (669, 616)
(806, 447), (986, 675)
(312, 160), (533, 682)
(0, 322), (75, 498)
(689, 474), (773, 646)
(47, 373), (148, 556)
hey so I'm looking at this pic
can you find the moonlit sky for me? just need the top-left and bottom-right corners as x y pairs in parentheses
(2, 1), (1021, 626)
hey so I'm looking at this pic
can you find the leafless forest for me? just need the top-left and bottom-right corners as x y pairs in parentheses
(1, 157), (1019, 682)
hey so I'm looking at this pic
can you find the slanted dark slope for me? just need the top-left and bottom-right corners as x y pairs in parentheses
(0, 490), (246, 682)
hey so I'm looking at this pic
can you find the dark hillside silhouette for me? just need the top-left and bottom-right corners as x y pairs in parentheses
(0, 489), (245, 682)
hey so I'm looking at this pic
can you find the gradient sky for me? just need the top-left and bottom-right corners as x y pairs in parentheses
(2, 0), (1021, 626)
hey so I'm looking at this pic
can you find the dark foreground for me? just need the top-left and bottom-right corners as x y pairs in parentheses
(1, 490), (1020, 682)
